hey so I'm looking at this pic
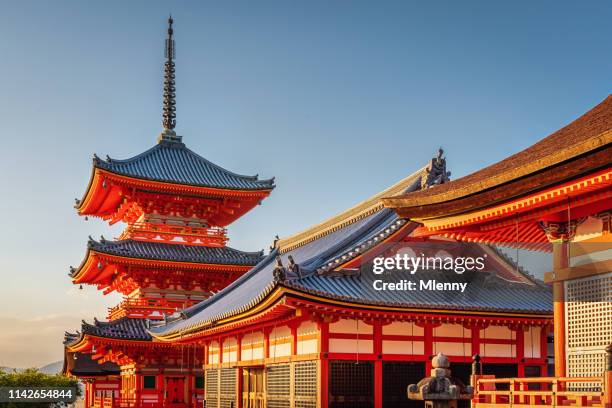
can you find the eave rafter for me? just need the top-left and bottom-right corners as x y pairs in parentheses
(404, 167), (611, 249)
(76, 168), (271, 227)
(71, 250), (252, 294)
(68, 335), (192, 367)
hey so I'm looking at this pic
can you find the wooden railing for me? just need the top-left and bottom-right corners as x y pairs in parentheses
(92, 397), (160, 407)
(473, 376), (608, 408)
(92, 396), (202, 407)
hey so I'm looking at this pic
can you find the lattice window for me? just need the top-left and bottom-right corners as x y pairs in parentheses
(205, 369), (219, 408)
(565, 273), (612, 388)
(294, 361), (317, 408)
(329, 361), (373, 408)
(219, 368), (236, 408)
(266, 363), (290, 408)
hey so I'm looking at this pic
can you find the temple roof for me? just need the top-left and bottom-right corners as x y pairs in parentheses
(81, 238), (264, 268)
(80, 317), (152, 341)
(62, 350), (120, 377)
(152, 162), (551, 339)
(383, 95), (612, 213)
(93, 139), (275, 191)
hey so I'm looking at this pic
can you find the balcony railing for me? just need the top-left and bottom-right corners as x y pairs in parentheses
(473, 376), (607, 408)
(93, 396), (203, 407)
(107, 298), (187, 320)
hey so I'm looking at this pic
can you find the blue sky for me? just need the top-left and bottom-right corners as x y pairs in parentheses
(0, 1), (610, 367)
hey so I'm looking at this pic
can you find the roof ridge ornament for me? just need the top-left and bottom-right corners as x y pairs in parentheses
(420, 147), (451, 189)
(159, 15), (182, 143)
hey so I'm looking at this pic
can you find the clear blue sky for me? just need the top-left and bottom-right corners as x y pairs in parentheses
(0, 1), (610, 368)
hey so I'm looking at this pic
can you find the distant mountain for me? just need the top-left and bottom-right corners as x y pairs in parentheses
(39, 361), (63, 375)
(0, 367), (25, 373)
(0, 362), (62, 375)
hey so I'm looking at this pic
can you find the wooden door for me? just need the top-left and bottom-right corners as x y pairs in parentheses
(165, 376), (186, 406)
(242, 368), (264, 408)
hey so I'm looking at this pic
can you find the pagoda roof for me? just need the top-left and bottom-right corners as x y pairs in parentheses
(152, 162), (551, 340)
(62, 350), (120, 377)
(82, 238), (264, 268)
(93, 139), (275, 191)
(79, 317), (152, 342)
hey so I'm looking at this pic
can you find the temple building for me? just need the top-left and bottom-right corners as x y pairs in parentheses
(63, 18), (274, 407)
(384, 95), (612, 406)
(150, 154), (553, 408)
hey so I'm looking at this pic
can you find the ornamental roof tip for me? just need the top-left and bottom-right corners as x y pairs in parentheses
(420, 147), (451, 189)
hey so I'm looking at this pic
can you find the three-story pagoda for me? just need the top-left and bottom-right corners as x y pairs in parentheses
(63, 18), (274, 408)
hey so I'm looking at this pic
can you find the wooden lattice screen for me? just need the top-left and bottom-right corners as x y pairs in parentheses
(267, 363), (291, 408)
(294, 361), (317, 408)
(205, 369), (219, 408)
(565, 272), (612, 390)
(219, 368), (236, 408)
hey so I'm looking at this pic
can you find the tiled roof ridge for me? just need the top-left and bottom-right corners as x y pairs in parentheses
(316, 217), (411, 275)
(276, 166), (427, 253)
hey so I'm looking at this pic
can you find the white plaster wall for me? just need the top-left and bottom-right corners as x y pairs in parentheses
(329, 319), (373, 334)
(382, 340), (424, 355)
(383, 321), (423, 336)
(329, 339), (373, 354)
(523, 326), (541, 358)
(433, 341), (470, 356)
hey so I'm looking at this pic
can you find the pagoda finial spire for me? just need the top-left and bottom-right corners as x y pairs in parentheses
(160, 15), (181, 142)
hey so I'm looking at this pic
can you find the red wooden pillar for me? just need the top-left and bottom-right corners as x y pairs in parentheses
(236, 335), (243, 408)
(263, 329), (271, 359)
(552, 242), (568, 378)
(318, 320), (329, 408)
(134, 372), (142, 408)
(424, 323), (434, 373)
(290, 324), (298, 356)
(540, 325), (549, 377)
(186, 372), (192, 408)
(470, 326), (480, 358)
(157, 370), (164, 406)
(85, 382), (91, 407)
(373, 321), (383, 408)
(516, 325), (525, 377)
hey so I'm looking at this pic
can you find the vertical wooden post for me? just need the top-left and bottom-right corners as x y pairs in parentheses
(318, 320), (329, 408)
(471, 354), (482, 406)
(157, 370), (164, 406)
(605, 344), (612, 408)
(291, 324), (298, 356)
(373, 321), (383, 408)
(424, 323), (434, 373)
(552, 242), (568, 378)
(134, 372), (142, 408)
(237, 335), (243, 408)
(516, 325), (525, 377)
(471, 326), (480, 358)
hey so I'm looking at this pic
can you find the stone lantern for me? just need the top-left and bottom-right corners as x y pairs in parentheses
(407, 353), (474, 408)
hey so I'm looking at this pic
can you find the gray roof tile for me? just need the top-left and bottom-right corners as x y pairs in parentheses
(95, 140), (274, 190)
(86, 238), (264, 266)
